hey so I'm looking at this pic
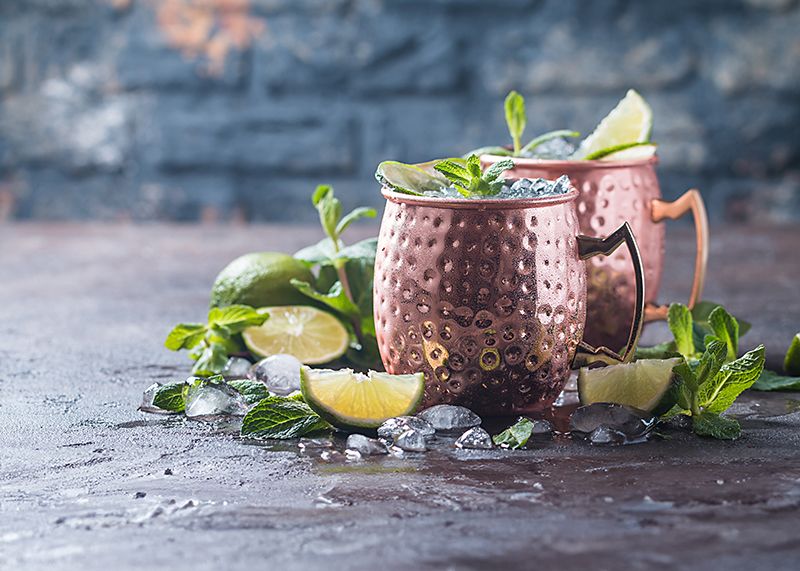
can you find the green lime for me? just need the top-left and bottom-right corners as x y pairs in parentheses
(785, 333), (800, 376)
(574, 89), (653, 159)
(210, 252), (313, 309)
(578, 358), (682, 413)
(301, 367), (425, 430)
(242, 306), (349, 364)
(586, 142), (658, 161)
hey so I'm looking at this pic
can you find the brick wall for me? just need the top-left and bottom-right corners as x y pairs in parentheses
(0, 0), (798, 223)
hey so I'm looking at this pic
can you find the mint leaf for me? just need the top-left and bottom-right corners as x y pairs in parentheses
(692, 301), (751, 337)
(228, 380), (270, 404)
(493, 417), (534, 449)
(692, 412), (741, 440)
(668, 303), (696, 358)
(434, 159), (470, 189)
(700, 345), (765, 414)
(336, 207), (376, 236)
(152, 381), (189, 412)
(312, 185), (343, 243)
(291, 279), (360, 322)
(336, 237), (378, 266)
(693, 339), (728, 391)
(293, 238), (341, 265)
(165, 323), (206, 351)
(707, 306), (739, 362)
(752, 369), (800, 391)
(483, 158), (515, 183)
(192, 341), (230, 376)
(241, 398), (331, 439)
(207, 304), (268, 333)
(504, 90), (526, 155)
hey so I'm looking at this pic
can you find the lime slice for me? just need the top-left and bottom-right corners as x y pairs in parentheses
(242, 306), (348, 364)
(301, 368), (425, 429)
(587, 142), (657, 161)
(375, 161), (448, 195)
(578, 358), (681, 413)
(785, 333), (800, 376)
(575, 89), (653, 159)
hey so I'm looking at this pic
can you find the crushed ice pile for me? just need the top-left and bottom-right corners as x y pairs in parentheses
(427, 174), (572, 200)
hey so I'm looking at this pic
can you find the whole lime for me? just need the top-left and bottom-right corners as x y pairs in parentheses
(210, 252), (314, 309)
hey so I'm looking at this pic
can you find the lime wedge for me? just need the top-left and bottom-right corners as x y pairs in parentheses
(587, 142), (657, 161)
(375, 161), (448, 196)
(301, 368), (425, 429)
(242, 306), (348, 364)
(575, 89), (653, 159)
(785, 333), (800, 376)
(578, 358), (681, 413)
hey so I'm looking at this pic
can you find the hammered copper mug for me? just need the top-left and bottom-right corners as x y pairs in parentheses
(373, 184), (646, 416)
(481, 155), (708, 351)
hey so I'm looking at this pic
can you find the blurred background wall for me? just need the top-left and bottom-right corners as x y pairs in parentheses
(0, 0), (798, 223)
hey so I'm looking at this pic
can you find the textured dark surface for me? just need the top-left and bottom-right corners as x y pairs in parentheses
(1, 0), (799, 222)
(1, 223), (800, 570)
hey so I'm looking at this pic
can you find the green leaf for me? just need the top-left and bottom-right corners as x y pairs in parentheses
(707, 306), (739, 362)
(336, 207), (376, 236)
(207, 304), (268, 334)
(336, 237), (377, 265)
(751, 369), (800, 391)
(291, 279), (360, 322)
(192, 341), (230, 376)
(701, 345), (765, 414)
(312, 184), (342, 243)
(668, 303), (696, 358)
(692, 412), (741, 440)
(483, 158), (515, 183)
(504, 90), (526, 155)
(492, 417), (534, 449)
(434, 159), (470, 188)
(671, 359), (697, 408)
(293, 238), (341, 265)
(375, 161), (448, 195)
(152, 381), (189, 412)
(692, 301), (752, 337)
(228, 380), (270, 404)
(462, 146), (512, 159)
(785, 333), (800, 376)
(164, 323), (206, 351)
(693, 339), (728, 391)
(520, 130), (581, 154)
(240, 398), (331, 439)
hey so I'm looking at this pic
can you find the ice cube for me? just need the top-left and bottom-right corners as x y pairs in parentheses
(550, 175), (572, 195)
(570, 403), (655, 439)
(524, 137), (575, 160)
(298, 438), (334, 451)
(529, 419), (554, 437)
(184, 379), (248, 418)
(222, 356), (252, 380)
(455, 427), (493, 449)
(377, 416), (436, 441)
(394, 429), (427, 452)
(589, 425), (627, 446)
(417, 405), (481, 432)
(139, 382), (169, 414)
(248, 354), (302, 396)
(346, 434), (388, 456)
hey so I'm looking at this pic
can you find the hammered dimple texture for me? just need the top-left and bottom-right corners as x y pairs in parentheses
(496, 160), (664, 352)
(374, 195), (587, 416)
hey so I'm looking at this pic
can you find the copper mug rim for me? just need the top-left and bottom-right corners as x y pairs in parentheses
(481, 154), (659, 171)
(380, 186), (580, 210)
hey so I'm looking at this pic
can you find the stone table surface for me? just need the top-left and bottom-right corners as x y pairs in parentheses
(1, 223), (799, 571)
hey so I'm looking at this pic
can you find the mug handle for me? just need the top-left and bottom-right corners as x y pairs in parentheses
(573, 222), (646, 367)
(645, 189), (709, 321)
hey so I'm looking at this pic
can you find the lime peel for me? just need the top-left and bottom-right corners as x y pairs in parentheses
(578, 358), (682, 413)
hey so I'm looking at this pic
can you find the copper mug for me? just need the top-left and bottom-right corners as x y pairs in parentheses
(481, 155), (708, 351)
(373, 184), (646, 416)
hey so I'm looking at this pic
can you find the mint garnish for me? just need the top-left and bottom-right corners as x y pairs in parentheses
(165, 305), (268, 376)
(152, 381), (189, 413)
(434, 154), (515, 198)
(504, 90), (526, 156)
(227, 379), (270, 404)
(241, 398), (331, 439)
(492, 417), (534, 449)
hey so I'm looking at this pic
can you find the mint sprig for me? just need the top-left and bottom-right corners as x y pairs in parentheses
(241, 398), (331, 439)
(292, 185), (380, 368)
(434, 155), (514, 198)
(493, 417), (534, 449)
(152, 381), (190, 413)
(165, 305), (267, 376)
(657, 303), (765, 439)
(505, 90), (526, 156)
